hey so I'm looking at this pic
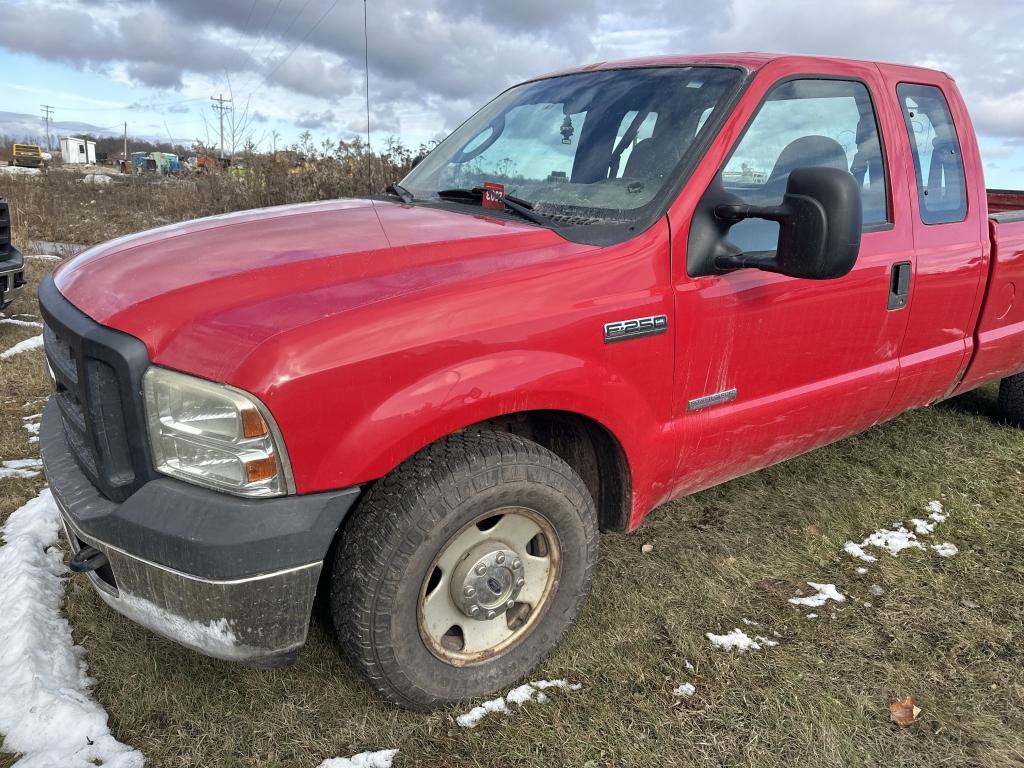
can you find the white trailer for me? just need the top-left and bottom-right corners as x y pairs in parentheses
(60, 137), (97, 164)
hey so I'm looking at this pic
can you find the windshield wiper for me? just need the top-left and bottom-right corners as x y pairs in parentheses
(385, 182), (414, 203)
(435, 187), (550, 226)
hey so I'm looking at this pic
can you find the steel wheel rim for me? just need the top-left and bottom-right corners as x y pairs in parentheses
(417, 506), (561, 666)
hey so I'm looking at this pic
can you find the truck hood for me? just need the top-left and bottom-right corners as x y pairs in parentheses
(55, 198), (582, 381)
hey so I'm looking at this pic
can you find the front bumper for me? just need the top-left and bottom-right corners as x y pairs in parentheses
(40, 400), (360, 666)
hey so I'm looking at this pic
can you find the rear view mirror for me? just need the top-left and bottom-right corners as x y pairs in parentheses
(714, 167), (863, 280)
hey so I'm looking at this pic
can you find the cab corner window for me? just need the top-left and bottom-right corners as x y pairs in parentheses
(897, 83), (967, 225)
(719, 78), (889, 254)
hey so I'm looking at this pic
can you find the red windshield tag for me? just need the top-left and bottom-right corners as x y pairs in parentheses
(482, 181), (505, 209)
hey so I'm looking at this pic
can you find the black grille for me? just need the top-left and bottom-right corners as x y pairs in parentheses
(39, 275), (154, 502)
(0, 198), (12, 258)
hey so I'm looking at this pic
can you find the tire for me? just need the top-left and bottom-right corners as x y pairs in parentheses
(330, 429), (599, 710)
(997, 372), (1024, 427)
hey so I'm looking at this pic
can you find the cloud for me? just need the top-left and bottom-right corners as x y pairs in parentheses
(294, 109), (336, 130)
(2, 0), (1024, 149)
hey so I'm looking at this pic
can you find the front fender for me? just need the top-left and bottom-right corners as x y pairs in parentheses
(305, 348), (653, 494)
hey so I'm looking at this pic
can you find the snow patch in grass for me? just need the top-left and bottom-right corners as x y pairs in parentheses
(844, 499), (956, 562)
(672, 683), (695, 698)
(0, 318), (42, 329)
(843, 541), (877, 562)
(456, 679), (581, 728)
(855, 567), (869, 575)
(318, 749), (399, 768)
(0, 458), (43, 479)
(788, 582), (846, 608)
(931, 542), (959, 557)
(1, 334), (44, 359)
(23, 414), (41, 444)
(706, 628), (778, 652)
(25, 254), (62, 262)
(0, 489), (144, 768)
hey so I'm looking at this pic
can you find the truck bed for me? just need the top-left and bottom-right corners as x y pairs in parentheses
(987, 189), (1024, 221)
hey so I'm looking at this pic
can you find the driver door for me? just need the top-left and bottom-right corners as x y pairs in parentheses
(667, 63), (914, 497)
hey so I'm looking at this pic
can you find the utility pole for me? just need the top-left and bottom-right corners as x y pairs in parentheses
(123, 122), (128, 162)
(210, 94), (232, 158)
(40, 105), (54, 151)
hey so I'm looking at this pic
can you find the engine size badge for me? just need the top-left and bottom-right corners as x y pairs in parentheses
(603, 314), (668, 343)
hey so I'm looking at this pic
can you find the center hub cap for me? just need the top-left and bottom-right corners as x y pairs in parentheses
(451, 543), (525, 621)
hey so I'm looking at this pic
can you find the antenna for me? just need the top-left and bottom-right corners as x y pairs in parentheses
(363, 0), (372, 194)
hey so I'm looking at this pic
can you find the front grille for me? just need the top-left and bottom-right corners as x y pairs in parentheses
(39, 275), (154, 502)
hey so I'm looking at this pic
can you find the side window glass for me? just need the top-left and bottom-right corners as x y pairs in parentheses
(720, 79), (889, 253)
(897, 83), (967, 225)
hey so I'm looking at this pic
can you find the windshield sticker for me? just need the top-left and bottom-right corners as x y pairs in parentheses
(482, 181), (505, 209)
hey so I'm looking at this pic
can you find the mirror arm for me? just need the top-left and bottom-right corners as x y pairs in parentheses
(714, 203), (786, 224)
(713, 252), (783, 273)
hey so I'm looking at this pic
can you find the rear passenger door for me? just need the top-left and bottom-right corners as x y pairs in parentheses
(882, 80), (988, 411)
(668, 62), (916, 497)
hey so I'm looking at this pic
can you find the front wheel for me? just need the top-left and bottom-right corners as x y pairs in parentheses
(997, 372), (1024, 427)
(330, 429), (599, 710)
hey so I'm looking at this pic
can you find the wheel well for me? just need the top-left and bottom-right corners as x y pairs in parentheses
(477, 410), (631, 532)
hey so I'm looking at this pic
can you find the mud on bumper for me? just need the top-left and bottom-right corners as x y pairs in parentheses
(40, 400), (360, 666)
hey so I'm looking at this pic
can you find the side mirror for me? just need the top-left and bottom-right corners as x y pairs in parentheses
(714, 166), (863, 280)
(410, 153), (427, 169)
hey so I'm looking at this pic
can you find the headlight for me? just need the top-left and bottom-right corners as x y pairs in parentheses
(143, 367), (293, 497)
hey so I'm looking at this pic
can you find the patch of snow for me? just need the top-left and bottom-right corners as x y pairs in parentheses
(1, 334), (44, 359)
(863, 525), (925, 556)
(931, 543), (959, 558)
(684, 660), (695, 672)
(0, 489), (144, 768)
(0, 318), (43, 329)
(23, 414), (41, 443)
(844, 541), (877, 562)
(927, 500), (945, 521)
(705, 628), (778, 652)
(806, 613), (818, 620)
(672, 683), (695, 698)
(25, 254), (62, 262)
(788, 582), (846, 608)
(456, 679), (581, 728)
(83, 174), (112, 185)
(318, 749), (399, 768)
(855, 567), (869, 575)
(910, 518), (936, 536)
(0, 458), (43, 479)
(0, 165), (41, 176)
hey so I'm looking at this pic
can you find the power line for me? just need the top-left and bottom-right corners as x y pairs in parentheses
(40, 105), (54, 151)
(262, 0), (341, 84)
(210, 94), (232, 157)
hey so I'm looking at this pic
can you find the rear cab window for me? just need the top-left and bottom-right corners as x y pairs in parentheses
(896, 83), (968, 224)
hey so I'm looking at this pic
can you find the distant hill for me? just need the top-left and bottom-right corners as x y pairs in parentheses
(0, 110), (193, 157)
(0, 111), (122, 145)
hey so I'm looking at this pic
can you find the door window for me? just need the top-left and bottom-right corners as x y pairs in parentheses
(720, 79), (889, 253)
(897, 83), (967, 225)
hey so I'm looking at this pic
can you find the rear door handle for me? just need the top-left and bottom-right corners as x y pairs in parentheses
(888, 261), (912, 310)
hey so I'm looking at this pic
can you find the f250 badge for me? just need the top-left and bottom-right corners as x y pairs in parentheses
(603, 314), (668, 343)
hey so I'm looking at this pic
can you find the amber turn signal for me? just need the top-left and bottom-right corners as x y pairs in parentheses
(245, 456), (277, 483)
(240, 408), (269, 438)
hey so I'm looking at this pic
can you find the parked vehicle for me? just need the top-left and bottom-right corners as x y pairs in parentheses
(39, 53), (1024, 710)
(10, 143), (42, 168)
(0, 198), (25, 309)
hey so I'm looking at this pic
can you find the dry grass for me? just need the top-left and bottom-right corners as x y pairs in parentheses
(1, 177), (1022, 768)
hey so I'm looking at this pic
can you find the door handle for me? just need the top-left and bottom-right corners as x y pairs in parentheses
(888, 261), (912, 310)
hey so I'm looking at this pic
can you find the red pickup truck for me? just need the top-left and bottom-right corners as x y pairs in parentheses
(39, 53), (1024, 710)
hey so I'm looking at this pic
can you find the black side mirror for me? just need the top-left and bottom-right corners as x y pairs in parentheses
(714, 167), (863, 280)
(410, 153), (427, 169)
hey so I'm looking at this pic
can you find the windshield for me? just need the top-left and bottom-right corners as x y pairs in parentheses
(400, 66), (743, 227)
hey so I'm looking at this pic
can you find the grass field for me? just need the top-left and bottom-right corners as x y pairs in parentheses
(1, 176), (1022, 767)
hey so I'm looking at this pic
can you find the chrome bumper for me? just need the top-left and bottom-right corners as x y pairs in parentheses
(58, 505), (321, 666)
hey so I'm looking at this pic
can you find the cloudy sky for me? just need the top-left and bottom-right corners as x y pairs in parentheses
(2, 0), (1024, 185)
